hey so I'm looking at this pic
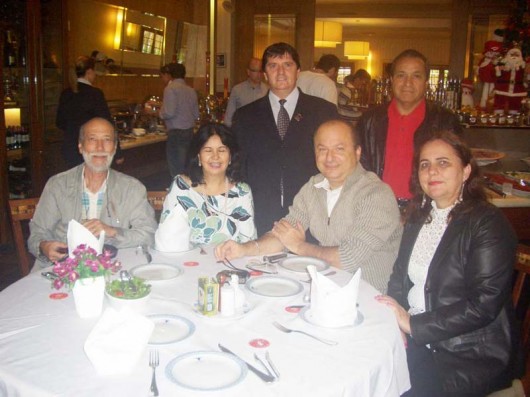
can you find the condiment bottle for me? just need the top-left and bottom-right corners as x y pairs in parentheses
(220, 280), (235, 316)
(230, 274), (246, 312)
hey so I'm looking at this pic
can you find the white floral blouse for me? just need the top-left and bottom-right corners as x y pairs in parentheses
(155, 175), (257, 251)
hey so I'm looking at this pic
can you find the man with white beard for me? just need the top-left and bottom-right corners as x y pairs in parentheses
(494, 46), (527, 114)
(28, 117), (157, 269)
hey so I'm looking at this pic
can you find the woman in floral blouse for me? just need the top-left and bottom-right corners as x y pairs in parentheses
(155, 123), (256, 252)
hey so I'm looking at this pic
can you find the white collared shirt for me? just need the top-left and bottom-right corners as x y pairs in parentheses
(77, 77), (92, 86)
(268, 88), (300, 124)
(314, 178), (343, 217)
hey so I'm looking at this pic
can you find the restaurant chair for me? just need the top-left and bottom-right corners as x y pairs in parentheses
(147, 191), (167, 221)
(8, 197), (40, 277)
(488, 244), (530, 397)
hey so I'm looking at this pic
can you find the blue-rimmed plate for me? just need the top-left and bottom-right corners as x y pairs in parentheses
(147, 314), (195, 345)
(278, 256), (329, 273)
(165, 351), (248, 390)
(246, 276), (303, 297)
(130, 263), (183, 282)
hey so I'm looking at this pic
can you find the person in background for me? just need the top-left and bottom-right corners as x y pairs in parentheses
(297, 54), (341, 104)
(223, 57), (268, 127)
(29, 117), (157, 269)
(155, 123), (256, 251)
(357, 49), (461, 213)
(338, 69), (372, 125)
(216, 119), (402, 293)
(57, 55), (123, 168)
(377, 131), (519, 396)
(232, 42), (338, 236)
(158, 63), (199, 178)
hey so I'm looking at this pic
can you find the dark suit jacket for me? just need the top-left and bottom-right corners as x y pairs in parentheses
(56, 82), (113, 167)
(232, 89), (338, 236)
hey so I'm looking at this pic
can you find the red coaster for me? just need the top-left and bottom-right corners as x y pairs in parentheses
(249, 338), (270, 348)
(49, 292), (68, 300)
(285, 306), (302, 313)
(183, 261), (199, 267)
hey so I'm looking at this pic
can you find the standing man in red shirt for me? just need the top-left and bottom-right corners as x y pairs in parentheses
(357, 49), (462, 212)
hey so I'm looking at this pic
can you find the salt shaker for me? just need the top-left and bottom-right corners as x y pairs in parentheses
(220, 281), (235, 316)
(230, 274), (246, 311)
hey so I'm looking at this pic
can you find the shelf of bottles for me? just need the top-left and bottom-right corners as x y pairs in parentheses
(3, 25), (32, 199)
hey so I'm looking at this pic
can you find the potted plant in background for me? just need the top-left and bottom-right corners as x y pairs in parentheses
(52, 244), (121, 318)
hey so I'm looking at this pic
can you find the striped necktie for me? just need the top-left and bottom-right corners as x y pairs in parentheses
(277, 99), (289, 140)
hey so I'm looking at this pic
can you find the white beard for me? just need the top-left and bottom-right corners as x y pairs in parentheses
(82, 151), (115, 172)
(503, 52), (525, 71)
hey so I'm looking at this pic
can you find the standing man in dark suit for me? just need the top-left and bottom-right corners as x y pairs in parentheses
(232, 42), (338, 236)
(57, 55), (123, 168)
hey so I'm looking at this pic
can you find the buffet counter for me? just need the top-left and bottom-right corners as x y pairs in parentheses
(487, 189), (530, 240)
(119, 133), (167, 150)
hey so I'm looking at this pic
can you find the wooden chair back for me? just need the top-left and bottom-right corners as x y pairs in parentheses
(147, 191), (167, 221)
(8, 197), (40, 276)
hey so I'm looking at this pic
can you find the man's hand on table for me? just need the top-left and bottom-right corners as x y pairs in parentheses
(215, 240), (246, 261)
(82, 219), (118, 239)
(271, 220), (305, 254)
(39, 240), (68, 262)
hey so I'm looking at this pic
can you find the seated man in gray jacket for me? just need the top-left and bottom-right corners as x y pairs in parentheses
(215, 119), (402, 292)
(29, 117), (157, 269)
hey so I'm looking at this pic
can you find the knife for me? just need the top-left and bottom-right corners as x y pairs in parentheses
(141, 245), (152, 264)
(218, 344), (276, 383)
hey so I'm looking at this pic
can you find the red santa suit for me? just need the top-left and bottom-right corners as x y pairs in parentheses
(478, 40), (502, 109)
(494, 48), (527, 114)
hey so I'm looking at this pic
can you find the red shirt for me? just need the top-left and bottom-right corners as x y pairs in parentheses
(382, 99), (426, 199)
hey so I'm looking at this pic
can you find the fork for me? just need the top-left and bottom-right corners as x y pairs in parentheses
(272, 321), (338, 346)
(149, 349), (159, 396)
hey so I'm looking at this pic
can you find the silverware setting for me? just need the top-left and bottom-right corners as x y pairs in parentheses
(149, 349), (159, 396)
(217, 258), (247, 272)
(254, 351), (280, 380)
(136, 245), (152, 264)
(272, 321), (338, 346)
(218, 343), (276, 383)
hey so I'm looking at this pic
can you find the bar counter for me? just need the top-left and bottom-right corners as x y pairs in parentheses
(487, 189), (530, 240)
(119, 132), (167, 150)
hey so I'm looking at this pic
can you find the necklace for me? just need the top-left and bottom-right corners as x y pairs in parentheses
(197, 177), (230, 224)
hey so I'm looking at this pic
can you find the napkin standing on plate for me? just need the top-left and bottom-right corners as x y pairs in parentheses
(84, 307), (154, 376)
(67, 219), (105, 255)
(308, 266), (361, 328)
(154, 203), (191, 252)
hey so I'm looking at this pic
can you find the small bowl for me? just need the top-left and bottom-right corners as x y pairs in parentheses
(132, 128), (146, 136)
(105, 289), (151, 313)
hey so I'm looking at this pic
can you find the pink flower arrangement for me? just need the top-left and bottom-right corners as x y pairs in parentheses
(52, 244), (121, 290)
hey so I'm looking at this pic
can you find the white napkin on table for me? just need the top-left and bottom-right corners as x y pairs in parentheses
(154, 204), (191, 252)
(84, 308), (154, 376)
(67, 219), (105, 256)
(308, 266), (361, 328)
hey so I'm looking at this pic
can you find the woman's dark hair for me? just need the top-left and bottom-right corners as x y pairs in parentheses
(406, 130), (486, 223)
(186, 123), (242, 186)
(75, 55), (95, 78)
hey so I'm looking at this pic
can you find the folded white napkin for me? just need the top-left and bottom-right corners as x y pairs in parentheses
(67, 219), (105, 256)
(308, 266), (361, 328)
(154, 204), (191, 252)
(84, 308), (154, 376)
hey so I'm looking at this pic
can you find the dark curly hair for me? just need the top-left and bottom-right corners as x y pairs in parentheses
(186, 123), (242, 186)
(406, 130), (486, 223)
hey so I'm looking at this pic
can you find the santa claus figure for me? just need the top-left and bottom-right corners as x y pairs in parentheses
(461, 78), (475, 109)
(494, 46), (527, 114)
(478, 40), (502, 109)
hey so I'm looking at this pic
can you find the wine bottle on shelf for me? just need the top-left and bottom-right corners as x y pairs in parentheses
(4, 30), (18, 67)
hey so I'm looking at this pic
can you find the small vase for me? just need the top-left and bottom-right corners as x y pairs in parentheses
(72, 276), (105, 318)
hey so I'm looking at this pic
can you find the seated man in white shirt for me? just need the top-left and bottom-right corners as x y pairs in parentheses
(215, 119), (402, 292)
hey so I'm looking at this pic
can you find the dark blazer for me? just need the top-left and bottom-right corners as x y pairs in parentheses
(357, 100), (462, 178)
(387, 201), (518, 394)
(56, 82), (113, 167)
(232, 89), (338, 236)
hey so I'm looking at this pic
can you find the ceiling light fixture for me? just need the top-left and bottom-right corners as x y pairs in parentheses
(344, 41), (370, 59)
(314, 21), (342, 48)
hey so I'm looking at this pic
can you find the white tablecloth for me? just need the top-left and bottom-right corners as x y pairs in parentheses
(0, 246), (409, 397)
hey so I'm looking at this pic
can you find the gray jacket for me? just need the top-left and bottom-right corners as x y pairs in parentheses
(28, 165), (157, 259)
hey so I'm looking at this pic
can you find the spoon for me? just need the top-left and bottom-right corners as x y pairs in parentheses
(120, 270), (137, 293)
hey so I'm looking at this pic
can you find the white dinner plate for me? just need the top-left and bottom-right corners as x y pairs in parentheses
(150, 247), (194, 256)
(147, 314), (195, 345)
(246, 276), (303, 297)
(300, 306), (364, 329)
(278, 256), (330, 273)
(165, 351), (247, 390)
(130, 263), (183, 282)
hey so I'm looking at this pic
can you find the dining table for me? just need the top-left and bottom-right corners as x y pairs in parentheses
(0, 245), (410, 397)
